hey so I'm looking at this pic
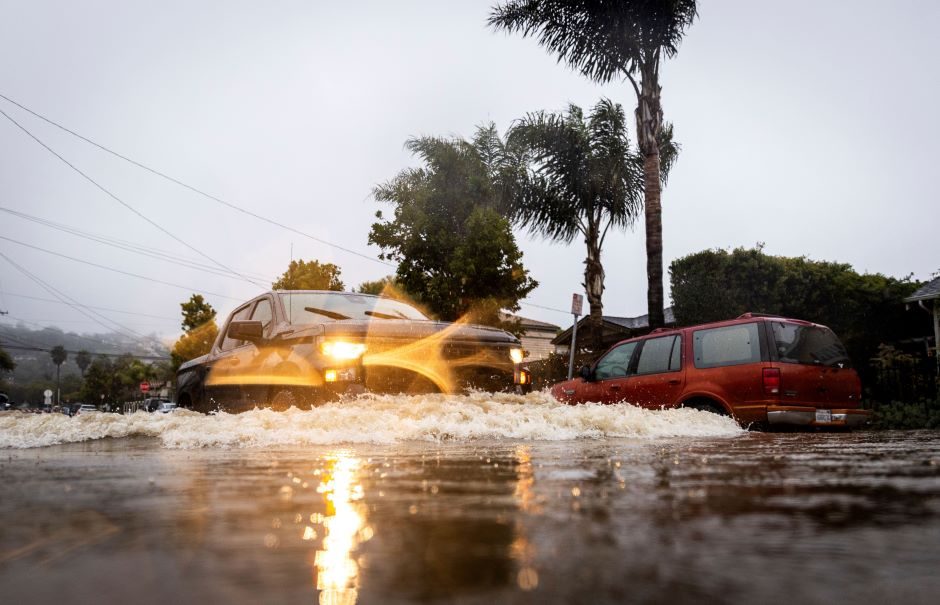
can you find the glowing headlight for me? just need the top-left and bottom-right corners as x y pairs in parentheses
(320, 340), (367, 360)
(509, 347), (525, 364)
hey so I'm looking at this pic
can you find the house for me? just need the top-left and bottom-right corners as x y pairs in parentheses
(904, 275), (940, 373)
(502, 314), (560, 361)
(552, 307), (676, 354)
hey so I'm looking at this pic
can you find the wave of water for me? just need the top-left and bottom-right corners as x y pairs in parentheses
(0, 392), (743, 449)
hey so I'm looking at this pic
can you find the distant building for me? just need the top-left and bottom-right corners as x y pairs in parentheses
(552, 307), (676, 354)
(904, 275), (940, 374)
(502, 314), (560, 361)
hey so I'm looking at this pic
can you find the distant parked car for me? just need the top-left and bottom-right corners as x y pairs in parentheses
(551, 313), (869, 429)
(73, 404), (98, 416)
(177, 290), (529, 413)
(142, 398), (172, 413)
(155, 402), (178, 414)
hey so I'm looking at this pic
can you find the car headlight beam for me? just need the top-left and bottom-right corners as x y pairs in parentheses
(320, 340), (367, 361)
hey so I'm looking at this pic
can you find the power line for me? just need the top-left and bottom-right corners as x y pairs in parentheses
(0, 105), (269, 290)
(0, 235), (247, 301)
(0, 206), (275, 283)
(0, 291), (178, 321)
(1, 317), (166, 353)
(0, 251), (163, 345)
(0, 343), (168, 362)
(0, 92), (394, 268)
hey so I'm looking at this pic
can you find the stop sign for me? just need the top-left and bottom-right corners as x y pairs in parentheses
(140, 382), (150, 393)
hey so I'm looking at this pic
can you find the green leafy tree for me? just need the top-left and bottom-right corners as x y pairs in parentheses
(357, 276), (408, 300)
(272, 259), (344, 291)
(0, 345), (14, 372)
(171, 294), (219, 372)
(669, 246), (925, 383)
(490, 0), (698, 329)
(180, 294), (217, 332)
(369, 125), (538, 329)
(503, 99), (676, 350)
(75, 349), (92, 376)
(50, 345), (67, 405)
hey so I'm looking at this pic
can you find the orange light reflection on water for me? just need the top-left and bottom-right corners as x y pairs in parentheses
(313, 453), (369, 605)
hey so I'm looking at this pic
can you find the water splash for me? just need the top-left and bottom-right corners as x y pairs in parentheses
(0, 392), (742, 449)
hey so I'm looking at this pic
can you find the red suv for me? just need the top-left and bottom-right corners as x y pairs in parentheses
(551, 313), (869, 428)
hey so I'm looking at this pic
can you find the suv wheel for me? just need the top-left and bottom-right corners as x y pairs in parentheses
(685, 401), (728, 416)
(270, 389), (305, 411)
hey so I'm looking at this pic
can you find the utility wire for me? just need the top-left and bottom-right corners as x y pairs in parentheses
(0, 93), (582, 318)
(0, 92), (393, 268)
(0, 105), (269, 290)
(0, 235), (246, 301)
(0, 291), (177, 321)
(0, 206), (275, 283)
(0, 343), (168, 362)
(1, 317), (167, 352)
(0, 251), (164, 346)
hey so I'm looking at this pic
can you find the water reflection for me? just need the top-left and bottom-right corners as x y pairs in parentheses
(314, 453), (368, 605)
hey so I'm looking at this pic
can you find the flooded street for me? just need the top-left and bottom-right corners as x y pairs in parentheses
(1, 395), (939, 604)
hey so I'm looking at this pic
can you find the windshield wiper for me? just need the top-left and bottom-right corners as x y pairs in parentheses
(303, 306), (350, 320)
(365, 310), (408, 320)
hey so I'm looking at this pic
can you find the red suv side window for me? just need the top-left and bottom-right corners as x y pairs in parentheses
(693, 323), (761, 369)
(636, 335), (681, 375)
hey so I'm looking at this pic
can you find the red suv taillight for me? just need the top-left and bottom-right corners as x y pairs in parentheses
(762, 368), (780, 396)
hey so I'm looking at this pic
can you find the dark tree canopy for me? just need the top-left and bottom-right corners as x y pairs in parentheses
(670, 246), (926, 382)
(50, 345), (67, 367)
(172, 294), (220, 372)
(272, 259), (344, 291)
(369, 125), (538, 329)
(75, 350), (92, 376)
(0, 346), (14, 373)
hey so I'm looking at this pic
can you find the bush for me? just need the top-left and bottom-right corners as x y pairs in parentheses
(867, 396), (940, 430)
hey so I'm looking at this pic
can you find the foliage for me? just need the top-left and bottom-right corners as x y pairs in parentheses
(171, 294), (220, 372)
(503, 98), (676, 349)
(75, 350), (92, 376)
(180, 294), (217, 332)
(669, 246), (926, 381)
(369, 125), (538, 329)
(867, 396), (940, 430)
(489, 0), (699, 329)
(356, 276), (413, 303)
(50, 345), (67, 368)
(171, 322), (219, 372)
(524, 352), (596, 390)
(0, 345), (14, 372)
(81, 354), (159, 404)
(272, 259), (344, 291)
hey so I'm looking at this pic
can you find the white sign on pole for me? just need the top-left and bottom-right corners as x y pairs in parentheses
(571, 293), (583, 316)
(43, 389), (53, 406)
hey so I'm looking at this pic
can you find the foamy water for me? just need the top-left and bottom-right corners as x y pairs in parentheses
(0, 391), (743, 449)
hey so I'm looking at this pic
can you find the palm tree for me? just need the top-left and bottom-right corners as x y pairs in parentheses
(50, 345), (67, 406)
(502, 99), (675, 351)
(490, 0), (698, 329)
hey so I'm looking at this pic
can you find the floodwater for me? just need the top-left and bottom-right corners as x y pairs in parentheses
(1, 393), (939, 604)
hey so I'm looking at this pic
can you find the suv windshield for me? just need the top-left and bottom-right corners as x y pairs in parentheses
(771, 321), (851, 367)
(280, 292), (428, 324)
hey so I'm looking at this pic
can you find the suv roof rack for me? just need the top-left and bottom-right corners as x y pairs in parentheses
(737, 312), (783, 319)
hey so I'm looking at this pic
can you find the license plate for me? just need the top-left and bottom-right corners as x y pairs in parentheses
(815, 409), (832, 423)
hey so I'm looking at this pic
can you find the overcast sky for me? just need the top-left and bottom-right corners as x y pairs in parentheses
(1, 0), (938, 348)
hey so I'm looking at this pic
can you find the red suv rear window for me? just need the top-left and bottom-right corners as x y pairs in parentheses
(770, 321), (851, 368)
(693, 323), (761, 369)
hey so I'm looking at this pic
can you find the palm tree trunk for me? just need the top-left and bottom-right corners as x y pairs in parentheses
(636, 62), (665, 330)
(584, 236), (605, 352)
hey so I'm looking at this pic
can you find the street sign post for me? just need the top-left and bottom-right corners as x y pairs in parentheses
(568, 294), (584, 380)
(43, 389), (53, 406)
(140, 382), (150, 394)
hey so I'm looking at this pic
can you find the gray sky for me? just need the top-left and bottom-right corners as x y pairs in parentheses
(1, 0), (938, 347)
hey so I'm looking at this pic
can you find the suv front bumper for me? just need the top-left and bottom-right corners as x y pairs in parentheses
(766, 405), (870, 428)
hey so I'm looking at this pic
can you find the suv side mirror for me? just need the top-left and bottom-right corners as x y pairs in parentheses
(579, 365), (594, 381)
(228, 320), (265, 345)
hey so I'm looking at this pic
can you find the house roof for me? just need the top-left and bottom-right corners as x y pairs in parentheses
(904, 276), (940, 302)
(500, 313), (560, 332)
(551, 307), (675, 346)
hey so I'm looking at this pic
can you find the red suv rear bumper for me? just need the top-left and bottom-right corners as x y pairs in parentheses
(765, 405), (870, 428)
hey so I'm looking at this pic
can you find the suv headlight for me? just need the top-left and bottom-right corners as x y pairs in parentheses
(320, 340), (367, 360)
(509, 347), (524, 364)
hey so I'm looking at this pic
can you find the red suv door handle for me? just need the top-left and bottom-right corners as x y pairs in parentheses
(668, 379), (681, 385)
(609, 385), (621, 391)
